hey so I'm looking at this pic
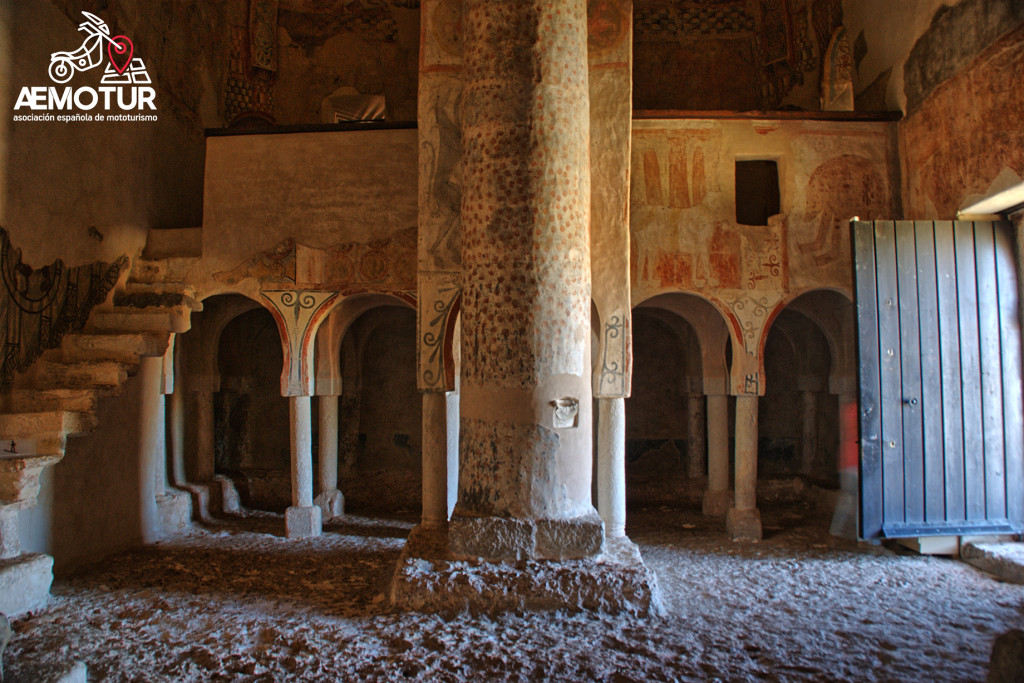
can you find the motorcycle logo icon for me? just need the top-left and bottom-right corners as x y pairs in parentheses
(48, 11), (149, 85)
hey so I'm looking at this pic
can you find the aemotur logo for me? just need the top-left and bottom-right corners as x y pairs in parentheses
(12, 11), (158, 122)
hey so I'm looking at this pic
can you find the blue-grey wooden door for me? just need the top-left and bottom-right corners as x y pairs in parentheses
(853, 220), (1024, 539)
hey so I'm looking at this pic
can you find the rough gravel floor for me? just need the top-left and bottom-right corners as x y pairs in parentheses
(6, 504), (1024, 682)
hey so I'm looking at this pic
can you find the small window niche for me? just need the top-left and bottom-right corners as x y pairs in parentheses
(735, 159), (780, 226)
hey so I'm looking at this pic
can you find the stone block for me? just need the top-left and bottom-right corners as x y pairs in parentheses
(962, 542), (1024, 584)
(726, 507), (762, 541)
(214, 475), (241, 514)
(314, 489), (344, 520)
(391, 531), (664, 616)
(449, 516), (534, 562)
(285, 505), (322, 539)
(535, 513), (604, 560)
(156, 490), (192, 535)
(0, 553), (53, 618)
(702, 489), (732, 517)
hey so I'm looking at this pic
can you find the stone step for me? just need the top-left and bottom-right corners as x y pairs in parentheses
(127, 256), (199, 285)
(112, 289), (203, 312)
(0, 410), (96, 439)
(121, 280), (199, 300)
(33, 360), (130, 392)
(4, 388), (99, 413)
(59, 331), (169, 363)
(86, 308), (193, 335)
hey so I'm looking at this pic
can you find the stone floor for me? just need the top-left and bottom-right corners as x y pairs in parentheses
(5, 503), (1024, 682)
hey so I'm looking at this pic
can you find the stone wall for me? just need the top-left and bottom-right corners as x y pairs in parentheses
(900, 22), (1024, 218)
(630, 116), (896, 389)
(1, 0), (223, 267)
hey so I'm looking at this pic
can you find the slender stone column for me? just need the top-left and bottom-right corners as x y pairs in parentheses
(193, 389), (215, 483)
(727, 394), (762, 540)
(313, 394), (344, 519)
(138, 356), (164, 544)
(286, 396), (321, 538)
(686, 395), (706, 479)
(168, 384), (187, 487)
(800, 390), (817, 477)
(702, 393), (731, 516)
(0, 507), (18, 559)
(831, 393), (859, 538)
(450, 0), (603, 561)
(597, 397), (626, 538)
(421, 391), (449, 529)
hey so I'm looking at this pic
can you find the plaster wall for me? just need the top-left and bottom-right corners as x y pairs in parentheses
(900, 23), (1024, 219)
(201, 129), (418, 273)
(18, 367), (159, 574)
(842, 0), (953, 112)
(629, 116), (896, 388)
(1, 0), (218, 268)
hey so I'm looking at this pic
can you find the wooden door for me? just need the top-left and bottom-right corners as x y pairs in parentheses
(853, 220), (1024, 539)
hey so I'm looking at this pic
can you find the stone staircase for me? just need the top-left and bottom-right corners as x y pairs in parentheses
(2, 269), (201, 457)
(0, 251), (203, 617)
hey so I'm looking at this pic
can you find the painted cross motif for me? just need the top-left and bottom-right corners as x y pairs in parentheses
(261, 290), (339, 396)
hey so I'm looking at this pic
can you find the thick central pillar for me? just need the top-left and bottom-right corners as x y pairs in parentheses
(449, 0), (602, 562)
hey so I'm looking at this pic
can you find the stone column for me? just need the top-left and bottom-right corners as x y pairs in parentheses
(831, 393), (859, 538)
(727, 394), (762, 540)
(138, 356), (164, 544)
(702, 393), (731, 515)
(168, 383), (187, 487)
(450, 0), (603, 561)
(313, 394), (344, 519)
(0, 507), (18, 559)
(421, 391), (449, 530)
(596, 397), (626, 538)
(800, 390), (817, 477)
(286, 396), (321, 538)
(686, 395), (706, 479)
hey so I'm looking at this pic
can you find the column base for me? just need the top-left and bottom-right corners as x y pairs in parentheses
(391, 524), (663, 616)
(180, 477), (240, 522)
(448, 512), (605, 562)
(726, 507), (763, 541)
(285, 505), (322, 539)
(214, 475), (241, 514)
(156, 490), (192, 536)
(313, 489), (344, 520)
(0, 553), (53, 618)
(702, 489), (733, 517)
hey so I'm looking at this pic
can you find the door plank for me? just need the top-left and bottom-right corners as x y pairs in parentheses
(914, 222), (946, 522)
(934, 220), (966, 523)
(954, 221), (985, 521)
(896, 220), (924, 523)
(853, 220), (884, 538)
(875, 221), (905, 525)
(994, 222), (1024, 527)
(974, 221), (1006, 519)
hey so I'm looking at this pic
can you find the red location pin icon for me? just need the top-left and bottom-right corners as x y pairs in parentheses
(108, 35), (133, 74)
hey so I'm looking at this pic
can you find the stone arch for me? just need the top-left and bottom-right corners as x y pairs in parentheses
(759, 288), (856, 488)
(633, 292), (734, 395)
(214, 305), (290, 511)
(625, 292), (732, 507)
(332, 301), (422, 515)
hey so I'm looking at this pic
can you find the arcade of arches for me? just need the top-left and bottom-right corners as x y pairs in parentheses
(1, 0), (1024, 680)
